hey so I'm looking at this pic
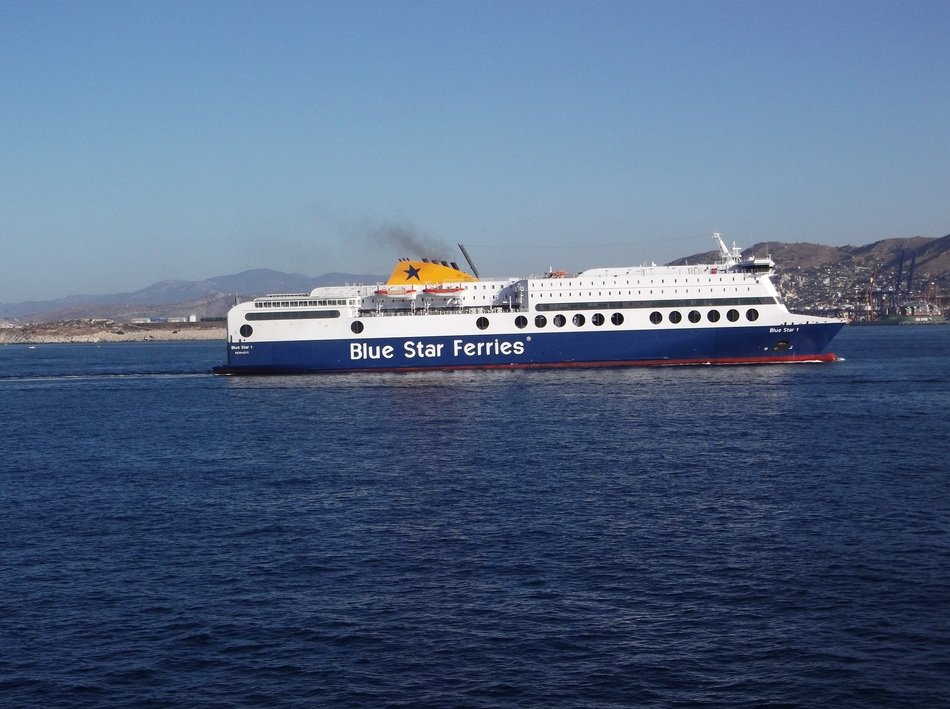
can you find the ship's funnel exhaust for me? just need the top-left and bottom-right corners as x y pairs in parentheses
(457, 243), (480, 278)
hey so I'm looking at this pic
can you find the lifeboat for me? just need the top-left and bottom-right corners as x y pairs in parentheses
(374, 286), (417, 299)
(422, 286), (466, 296)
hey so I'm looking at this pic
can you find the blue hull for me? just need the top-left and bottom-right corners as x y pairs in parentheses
(213, 322), (844, 374)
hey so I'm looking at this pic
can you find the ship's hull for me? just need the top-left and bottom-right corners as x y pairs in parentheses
(213, 321), (843, 374)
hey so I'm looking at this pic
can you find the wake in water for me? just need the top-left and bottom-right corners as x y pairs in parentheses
(0, 370), (212, 383)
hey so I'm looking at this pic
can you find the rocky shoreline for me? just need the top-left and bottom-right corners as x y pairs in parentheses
(0, 319), (226, 345)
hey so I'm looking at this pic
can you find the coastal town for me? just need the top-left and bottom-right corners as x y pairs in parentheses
(2, 235), (948, 344)
(0, 318), (225, 344)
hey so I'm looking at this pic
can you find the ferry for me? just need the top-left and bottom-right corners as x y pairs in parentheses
(212, 234), (844, 374)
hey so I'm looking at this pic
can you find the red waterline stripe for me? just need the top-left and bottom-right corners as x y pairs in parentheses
(213, 352), (840, 375)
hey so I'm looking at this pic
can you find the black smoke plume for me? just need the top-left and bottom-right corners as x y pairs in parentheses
(368, 222), (453, 260)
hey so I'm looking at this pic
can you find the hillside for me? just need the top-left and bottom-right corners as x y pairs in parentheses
(0, 269), (382, 322)
(3, 235), (948, 324)
(674, 234), (950, 315)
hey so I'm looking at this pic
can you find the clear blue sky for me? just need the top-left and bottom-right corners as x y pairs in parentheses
(2, 0), (948, 302)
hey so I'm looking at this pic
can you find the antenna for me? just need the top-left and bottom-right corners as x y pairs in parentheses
(457, 243), (481, 278)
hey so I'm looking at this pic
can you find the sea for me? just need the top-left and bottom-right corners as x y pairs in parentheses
(1, 325), (948, 708)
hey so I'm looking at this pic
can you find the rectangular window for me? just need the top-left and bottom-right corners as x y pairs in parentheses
(535, 296), (775, 312)
(246, 310), (341, 321)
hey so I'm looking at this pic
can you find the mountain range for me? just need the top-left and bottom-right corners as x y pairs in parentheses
(4, 235), (948, 322)
(0, 269), (382, 322)
(676, 234), (950, 274)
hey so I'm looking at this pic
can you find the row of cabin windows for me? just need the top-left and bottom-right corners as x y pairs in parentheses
(536, 286), (751, 298)
(345, 307), (761, 336)
(648, 308), (759, 325)
(521, 313), (625, 329)
(256, 298), (351, 308)
(536, 276), (741, 287)
(349, 313), (626, 334)
(535, 296), (775, 312)
(245, 310), (341, 322)
(523, 308), (759, 329)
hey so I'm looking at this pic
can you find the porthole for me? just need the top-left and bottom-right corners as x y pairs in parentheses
(351, 321), (364, 334)
(239, 324), (253, 338)
(669, 311), (682, 324)
(746, 308), (759, 322)
(611, 312), (624, 326)
(727, 309), (740, 322)
(649, 311), (663, 325)
(572, 313), (585, 327)
(554, 314), (566, 327)
(535, 315), (547, 328)
(515, 315), (528, 329)
(476, 316), (489, 330)
(592, 313), (605, 326)
(688, 310), (701, 323)
(708, 310), (721, 323)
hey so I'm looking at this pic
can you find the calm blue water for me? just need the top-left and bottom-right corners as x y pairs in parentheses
(2, 328), (949, 707)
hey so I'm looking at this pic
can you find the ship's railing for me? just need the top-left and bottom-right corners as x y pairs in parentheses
(575, 264), (767, 279)
(358, 305), (518, 317)
(255, 293), (311, 300)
